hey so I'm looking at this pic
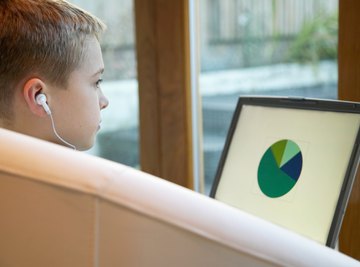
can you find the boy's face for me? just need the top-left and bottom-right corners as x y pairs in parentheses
(48, 37), (108, 150)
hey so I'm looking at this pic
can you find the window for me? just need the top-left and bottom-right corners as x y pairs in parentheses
(72, 0), (140, 168)
(199, 0), (338, 193)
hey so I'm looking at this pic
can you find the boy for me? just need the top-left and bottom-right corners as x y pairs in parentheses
(0, 0), (109, 151)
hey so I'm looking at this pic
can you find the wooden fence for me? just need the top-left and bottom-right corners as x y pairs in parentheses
(201, 0), (338, 70)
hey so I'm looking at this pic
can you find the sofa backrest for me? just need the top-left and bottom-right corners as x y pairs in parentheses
(0, 128), (359, 267)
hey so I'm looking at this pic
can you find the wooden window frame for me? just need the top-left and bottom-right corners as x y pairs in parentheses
(135, 0), (194, 188)
(338, 0), (360, 260)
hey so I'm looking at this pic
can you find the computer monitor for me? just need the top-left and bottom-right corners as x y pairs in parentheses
(210, 96), (360, 247)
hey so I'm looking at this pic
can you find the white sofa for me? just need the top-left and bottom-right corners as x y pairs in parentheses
(0, 128), (359, 267)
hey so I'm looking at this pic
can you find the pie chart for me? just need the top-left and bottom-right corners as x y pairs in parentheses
(258, 139), (303, 198)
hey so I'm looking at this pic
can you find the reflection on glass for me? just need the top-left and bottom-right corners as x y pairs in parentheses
(72, 0), (139, 168)
(200, 0), (338, 193)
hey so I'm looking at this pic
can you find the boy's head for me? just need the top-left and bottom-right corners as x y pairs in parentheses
(0, 0), (109, 150)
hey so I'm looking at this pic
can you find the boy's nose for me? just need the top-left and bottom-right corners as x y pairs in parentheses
(99, 90), (109, 110)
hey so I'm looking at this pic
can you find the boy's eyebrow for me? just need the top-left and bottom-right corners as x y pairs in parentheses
(93, 68), (104, 76)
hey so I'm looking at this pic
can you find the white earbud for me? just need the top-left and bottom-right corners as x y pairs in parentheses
(35, 93), (76, 150)
(36, 93), (51, 115)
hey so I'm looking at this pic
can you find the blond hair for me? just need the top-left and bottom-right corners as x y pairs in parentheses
(0, 0), (106, 119)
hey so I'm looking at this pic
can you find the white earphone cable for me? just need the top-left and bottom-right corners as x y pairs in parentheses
(49, 113), (77, 150)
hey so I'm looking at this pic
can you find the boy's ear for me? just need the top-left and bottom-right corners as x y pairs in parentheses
(22, 78), (49, 117)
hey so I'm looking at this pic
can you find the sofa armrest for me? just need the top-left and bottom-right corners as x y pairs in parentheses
(0, 128), (359, 267)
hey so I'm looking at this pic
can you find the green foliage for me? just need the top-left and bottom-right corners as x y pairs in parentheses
(288, 12), (338, 64)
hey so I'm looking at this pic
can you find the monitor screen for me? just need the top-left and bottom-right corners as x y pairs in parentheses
(213, 102), (360, 246)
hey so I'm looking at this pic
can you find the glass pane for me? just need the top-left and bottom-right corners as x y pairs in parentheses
(200, 0), (338, 194)
(72, 0), (139, 168)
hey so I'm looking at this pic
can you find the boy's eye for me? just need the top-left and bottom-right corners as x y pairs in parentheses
(96, 78), (103, 88)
